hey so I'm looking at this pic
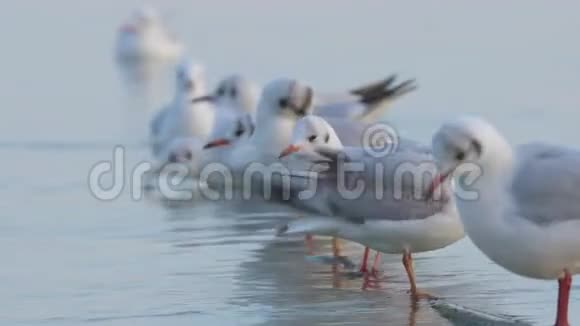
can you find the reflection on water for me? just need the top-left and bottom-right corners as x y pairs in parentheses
(157, 197), (452, 326)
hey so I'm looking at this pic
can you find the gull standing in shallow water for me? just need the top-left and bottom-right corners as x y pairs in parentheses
(211, 74), (261, 115)
(150, 60), (213, 161)
(276, 115), (464, 298)
(204, 78), (315, 171)
(201, 76), (415, 257)
(428, 116), (580, 326)
(201, 75), (261, 145)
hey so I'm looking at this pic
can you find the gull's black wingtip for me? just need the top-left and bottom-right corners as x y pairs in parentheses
(351, 75), (418, 107)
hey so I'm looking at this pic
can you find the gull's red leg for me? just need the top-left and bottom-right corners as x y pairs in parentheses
(359, 247), (370, 273)
(555, 270), (572, 326)
(332, 237), (341, 257)
(402, 251), (417, 296)
(362, 272), (381, 290)
(402, 251), (433, 300)
(304, 234), (314, 255)
(370, 251), (382, 277)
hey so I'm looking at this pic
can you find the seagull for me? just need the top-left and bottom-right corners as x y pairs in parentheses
(199, 79), (323, 256)
(211, 74), (261, 115)
(165, 138), (204, 164)
(203, 113), (255, 149)
(201, 74), (416, 152)
(194, 75), (261, 145)
(198, 77), (420, 252)
(201, 76), (417, 164)
(207, 74), (416, 119)
(153, 74), (259, 177)
(150, 60), (213, 159)
(198, 76), (413, 258)
(205, 78), (314, 171)
(115, 5), (183, 63)
(427, 116), (580, 326)
(202, 113), (255, 167)
(276, 115), (464, 298)
(153, 137), (206, 176)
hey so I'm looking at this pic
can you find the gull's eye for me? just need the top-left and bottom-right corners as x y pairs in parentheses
(184, 79), (194, 90)
(471, 139), (482, 156)
(308, 135), (317, 143)
(217, 87), (226, 97)
(184, 151), (193, 160)
(279, 97), (289, 108)
(235, 128), (244, 137)
(324, 134), (330, 143)
(455, 151), (466, 161)
(230, 87), (237, 98)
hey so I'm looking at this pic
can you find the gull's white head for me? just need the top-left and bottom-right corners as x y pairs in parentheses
(214, 75), (260, 114)
(174, 59), (206, 97)
(427, 116), (512, 197)
(121, 5), (161, 33)
(279, 115), (342, 158)
(134, 5), (160, 25)
(256, 78), (313, 123)
(203, 113), (255, 149)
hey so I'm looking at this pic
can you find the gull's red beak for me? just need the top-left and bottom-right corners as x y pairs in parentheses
(203, 138), (230, 149)
(279, 144), (301, 159)
(425, 170), (451, 200)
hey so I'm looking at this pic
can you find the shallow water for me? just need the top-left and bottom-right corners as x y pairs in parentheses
(1, 1), (580, 325)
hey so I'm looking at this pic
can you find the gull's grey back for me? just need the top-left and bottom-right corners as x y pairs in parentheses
(276, 146), (452, 221)
(511, 142), (580, 225)
(326, 118), (429, 151)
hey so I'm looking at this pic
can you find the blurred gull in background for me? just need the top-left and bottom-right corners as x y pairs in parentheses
(202, 76), (416, 168)
(203, 75), (261, 144)
(115, 5), (185, 91)
(150, 59), (213, 162)
(204, 78), (315, 171)
(203, 74), (415, 151)
(154, 137), (206, 177)
(115, 4), (184, 63)
(211, 74), (261, 116)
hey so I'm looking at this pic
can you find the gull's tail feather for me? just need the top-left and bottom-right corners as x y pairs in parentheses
(350, 75), (397, 98)
(351, 75), (417, 121)
(276, 217), (342, 237)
